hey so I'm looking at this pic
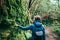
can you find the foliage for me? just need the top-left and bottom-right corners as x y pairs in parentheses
(0, 0), (30, 40)
(0, 0), (60, 40)
(52, 25), (60, 36)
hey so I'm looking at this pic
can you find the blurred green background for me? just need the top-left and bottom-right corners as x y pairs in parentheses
(0, 0), (60, 40)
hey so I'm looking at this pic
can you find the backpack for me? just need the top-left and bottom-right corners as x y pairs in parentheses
(34, 24), (44, 37)
(35, 30), (43, 36)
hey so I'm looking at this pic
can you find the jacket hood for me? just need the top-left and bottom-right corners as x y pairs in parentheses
(33, 21), (42, 27)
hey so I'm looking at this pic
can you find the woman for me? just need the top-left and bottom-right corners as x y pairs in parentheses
(16, 15), (45, 40)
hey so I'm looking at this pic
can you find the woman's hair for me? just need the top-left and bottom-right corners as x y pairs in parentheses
(33, 15), (42, 22)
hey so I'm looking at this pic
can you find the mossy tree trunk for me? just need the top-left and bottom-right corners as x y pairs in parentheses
(0, 0), (30, 40)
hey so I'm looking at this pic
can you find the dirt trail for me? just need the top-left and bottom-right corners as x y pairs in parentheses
(45, 26), (60, 40)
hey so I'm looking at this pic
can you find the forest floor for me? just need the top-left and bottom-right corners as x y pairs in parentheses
(45, 26), (60, 40)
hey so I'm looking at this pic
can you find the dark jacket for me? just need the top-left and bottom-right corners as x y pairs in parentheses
(18, 20), (45, 40)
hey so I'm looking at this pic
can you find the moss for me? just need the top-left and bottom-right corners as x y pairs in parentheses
(0, 0), (30, 40)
